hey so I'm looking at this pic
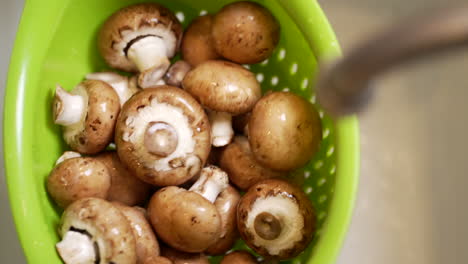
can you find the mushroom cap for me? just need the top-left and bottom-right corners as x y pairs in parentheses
(59, 198), (137, 264)
(248, 92), (322, 171)
(205, 185), (241, 255)
(112, 203), (160, 263)
(182, 60), (261, 115)
(161, 246), (209, 264)
(148, 186), (222, 253)
(98, 3), (183, 72)
(143, 256), (174, 264)
(95, 151), (152, 206)
(237, 179), (316, 260)
(219, 136), (284, 191)
(47, 157), (111, 208)
(220, 251), (258, 264)
(62, 80), (120, 154)
(115, 86), (211, 186)
(212, 1), (280, 64)
(163, 60), (192, 87)
(181, 15), (220, 66)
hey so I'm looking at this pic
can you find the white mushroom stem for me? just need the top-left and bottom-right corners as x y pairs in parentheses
(189, 166), (229, 203)
(55, 151), (81, 165)
(86, 72), (133, 106)
(208, 111), (234, 147)
(54, 85), (86, 126)
(56, 231), (96, 264)
(128, 36), (170, 72)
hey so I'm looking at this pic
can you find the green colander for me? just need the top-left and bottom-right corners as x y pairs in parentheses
(4, 0), (359, 263)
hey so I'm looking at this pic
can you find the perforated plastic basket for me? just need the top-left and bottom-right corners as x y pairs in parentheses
(4, 0), (359, 263)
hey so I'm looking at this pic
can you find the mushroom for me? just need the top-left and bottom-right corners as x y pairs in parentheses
(220, 251), (258, 264)
(248, 91), (322, 171)
(86, 71), (140, 106)
(147, 166), (228, 252)
(115, 86), (211, 186)
(163, 60), (192, 87)
(161, 246), (209, 264)
(182, 60), (261, 147)
(219, 136), (284, 191)
(112, 203), (160, 264)
(98, 3), (183, 88)
(95, 152), (152, 206)
(47, 156), (111, 208)
(181, 15), (221, 66)
(56, 198), (136, 264)
(205, 185), (241, 255)
(143, 256), (173, 264)
(212, 1), (280, 64)
(237, 179), (316, 260)
(53, 80), (120, 154)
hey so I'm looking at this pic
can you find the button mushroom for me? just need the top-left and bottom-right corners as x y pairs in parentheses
(53, 80), (120, 154)
(115, 86), (211, 186)
(181, 15), (220, 66)
(161, 245), (209, 264)
(147, 166), (229, 252)
(112, 203), (160, 264)
(143, 256), (173, 264)
(182, 60), (261, 147)
(248, 91), (322, 171)
(56, 198), (137, 264)
(212, 1), (280, 64)
(163, 60), (192, 87)
(220, 251), (258, 264)
(47, 156), (111, 208)
(237, 179), (316, 260)
(98, 3), (183, 88)
(55, 150), (82, 165)
(86, 71), (141, 106)
(95, 152), (152, 206)
(205, 185), (241, 255)
(219, 136), (284, 191)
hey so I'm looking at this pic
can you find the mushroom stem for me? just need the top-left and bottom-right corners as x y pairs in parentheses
(254, 212), (282, 240)
(189, 166), (229, 203)
(56, 230), (96, 264)
(208, 111), (234, 147)
(128, 36), (171, 88)
(55, 151), (81, 165)
(86, 72), (134, 106)
(53, 85), (86, 126)
(144, 122), (179, 157)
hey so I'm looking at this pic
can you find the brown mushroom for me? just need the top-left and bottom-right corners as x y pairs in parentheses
(212, 1), (280, 64)
(237, 179), (316, 260)
(221, 251), (258, 264)
(219, 136), (284, 191)
(95, 152), (151, 206)
(86, 71), (141, 106)
(148, 166), (228, 252)
(112, 203), (160, 263)
(181, 15), (221, 66)
(163, 60), (192, 87)
(56, 198), (136, 264)
(115, 86), (211, 186)
(98, 3), (183, 88)
(161, 246), (209, 264)
(182, 60), (261, 147)
(205, 185), (241, 255)
(248, 91), (322, 171)
(47, 156), (111, 208)
(53, 80), (120, 154)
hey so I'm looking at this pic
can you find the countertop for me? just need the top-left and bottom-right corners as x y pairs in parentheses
(2, 0), (468, 263)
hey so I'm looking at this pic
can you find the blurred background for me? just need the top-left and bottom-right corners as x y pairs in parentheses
(1, 0), (467, 263)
